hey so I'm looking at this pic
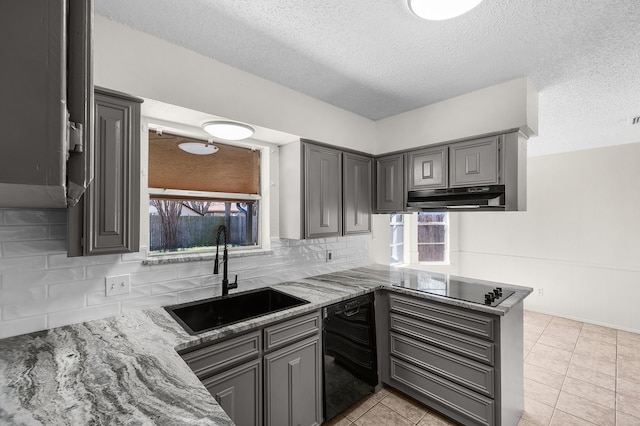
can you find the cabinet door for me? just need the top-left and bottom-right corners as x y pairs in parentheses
(408, 147), (448, 190)
(264, 336), (322, 426)
(202, 359), (262, 426)
(343, 153), (372, 235)
(450, 136), (500, 187)
(375, 154), (405, 213)
(304, 144), (342, 238)
(84, 88), (142, 255)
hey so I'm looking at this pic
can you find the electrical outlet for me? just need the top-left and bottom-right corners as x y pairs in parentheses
(326, 250), (333, 263)
(105, 274), (131, 297)
(538, 288), (544, 296)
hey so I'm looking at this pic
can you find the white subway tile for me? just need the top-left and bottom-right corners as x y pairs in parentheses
(3, 209), (66, 225)
(2, 268), (85, 289)
(121, 294), (177, 312)
(48, 279), (104, 298)
(0, 256), (46, 273)
(0, 226), (49, 242)
(48, 252), (121, 268)
(151, 279), (200, 295)
(0, 315), (48, 339)
(3, 240), (66, 257)
(121, 247), (148, 261)
(176, 264), (215, 279)
(85, 262), (146, 279)
(48, 303), (121, 329)
(86, 285), (151, 306)
(176, 286), (220, 303)
(2, 294), (85, 321)
(48, 224), (66, 239)
(0, 287), (47, 305)
(131, 269), (178, 286)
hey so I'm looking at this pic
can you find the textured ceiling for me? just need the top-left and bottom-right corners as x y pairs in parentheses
(95, 0), (640, 156)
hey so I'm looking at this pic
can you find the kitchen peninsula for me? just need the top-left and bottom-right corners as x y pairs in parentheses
(0, 265), (531, 425)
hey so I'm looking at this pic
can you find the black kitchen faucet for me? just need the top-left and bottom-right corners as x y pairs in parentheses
(214, 225), (238, 296)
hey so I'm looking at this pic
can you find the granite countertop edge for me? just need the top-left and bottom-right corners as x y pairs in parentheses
(0, 264), (532, 425)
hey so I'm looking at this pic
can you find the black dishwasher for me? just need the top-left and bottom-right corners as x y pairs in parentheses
(322, 293), (378, 421)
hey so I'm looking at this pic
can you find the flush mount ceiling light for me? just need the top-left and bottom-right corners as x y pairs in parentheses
(202, 120), (255, 140)
(178, 141), (219, 155)
(408, 0), (484, 20)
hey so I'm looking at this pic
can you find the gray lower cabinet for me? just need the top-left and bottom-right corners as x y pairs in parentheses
(202, 358), (262, 426)
(264, 336), (322, 426)
(374, 153), (405, 213)
(343, 152), (372, 234)
(384, 292), (524, 426)
(180, 311), (322, 426)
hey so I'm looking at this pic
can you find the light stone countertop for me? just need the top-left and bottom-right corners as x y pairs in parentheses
(0, 264), (532, 425)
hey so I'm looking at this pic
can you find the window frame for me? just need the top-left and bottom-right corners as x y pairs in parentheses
(390, 214), (405, 265)
(416, 212), (449, 265)
(141, 120), (273, 259)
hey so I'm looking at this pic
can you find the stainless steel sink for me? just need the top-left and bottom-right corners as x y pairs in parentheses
(164, 287), (310, 335)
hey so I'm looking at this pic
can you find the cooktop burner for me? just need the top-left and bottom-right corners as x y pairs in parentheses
(394, 274), (515, 307)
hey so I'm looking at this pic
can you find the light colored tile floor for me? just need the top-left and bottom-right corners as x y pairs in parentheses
(323, 311), (640, 426)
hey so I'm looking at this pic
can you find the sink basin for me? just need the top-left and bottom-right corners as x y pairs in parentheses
(164, 287), (310, 335)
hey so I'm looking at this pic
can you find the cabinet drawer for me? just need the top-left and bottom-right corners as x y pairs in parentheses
(182, 331), (261, 379)
(264, 312), (320, 351)
(390, 332), (494, 397)
(391, 357), (494, 426)
(390, 313), (494, 365)
(389, 294), (495, 341)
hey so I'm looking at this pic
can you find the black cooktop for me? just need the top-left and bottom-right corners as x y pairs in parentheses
(394, 275), (515, 307)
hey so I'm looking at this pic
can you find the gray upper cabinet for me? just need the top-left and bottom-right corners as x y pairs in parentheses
(449, 136), (500, 187)
(202, 359), (263, 426)
(343, 153), (372, 235)
(374, 154), (405, 213)
(279, 140), (372, 239)
(408, 146), (448, 190)
(304, 143), (342, 239)
(68, 87), (142, 257)
(0, 0), (93, 208)
(264, 336), (322, 426)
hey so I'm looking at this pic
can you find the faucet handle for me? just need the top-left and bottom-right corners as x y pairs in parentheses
(229, 275), (238, 290)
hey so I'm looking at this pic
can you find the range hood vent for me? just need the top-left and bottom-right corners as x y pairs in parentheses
(407, 185), (507, 211)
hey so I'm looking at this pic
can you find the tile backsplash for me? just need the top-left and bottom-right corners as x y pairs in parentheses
(0, 209), (371, 339)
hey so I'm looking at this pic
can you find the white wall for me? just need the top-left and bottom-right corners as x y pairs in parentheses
(454, 142), (640, 333)
(374, 77), (538, 155)
(94, 15), (376, 154)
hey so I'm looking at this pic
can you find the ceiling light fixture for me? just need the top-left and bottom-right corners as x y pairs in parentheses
(178, 140), (219, 155)
(408, 0), (484, 21)
(202, 120), (255, 140)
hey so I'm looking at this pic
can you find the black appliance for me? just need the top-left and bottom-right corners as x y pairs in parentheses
(407, 185), (507, 212)
(394, 274), (514, 307)
(322, 293), (378, 421)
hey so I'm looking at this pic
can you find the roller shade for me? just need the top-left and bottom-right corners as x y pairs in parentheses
(148, 131), (260, 195)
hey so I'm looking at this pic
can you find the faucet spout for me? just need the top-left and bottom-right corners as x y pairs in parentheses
(214, 225), (238, 296)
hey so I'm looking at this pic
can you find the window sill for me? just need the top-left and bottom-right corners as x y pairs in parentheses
(142, 248), (274, 266)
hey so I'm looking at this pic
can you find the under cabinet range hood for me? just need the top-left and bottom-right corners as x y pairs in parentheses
(406, 131), (528, 212)
(0, 0), (93, 208)
(407, 185), (507, 211)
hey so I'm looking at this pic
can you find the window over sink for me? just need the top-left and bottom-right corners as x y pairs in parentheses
(147, 130), (262, 255)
